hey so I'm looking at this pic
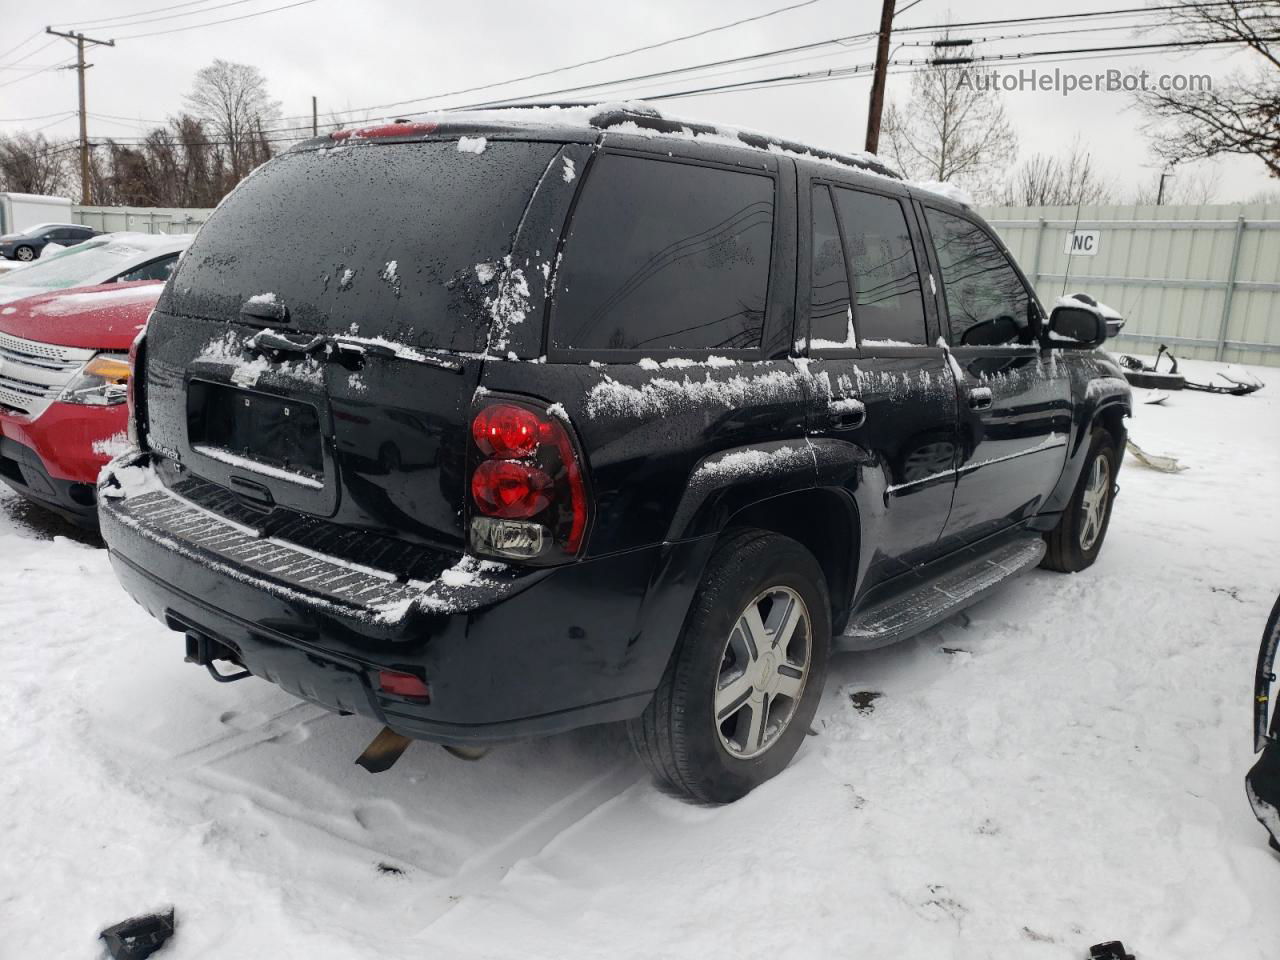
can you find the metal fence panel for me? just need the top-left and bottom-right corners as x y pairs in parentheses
(72, 205), (212, 236)
(978, 203), (1280, 367)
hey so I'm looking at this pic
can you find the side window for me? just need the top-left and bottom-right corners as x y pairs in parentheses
(808, 185), (853, 347)
(117, 255), (177, 283)
(924, 208), (1033, 347)
(552, 153), (774, 353)
(833, 188), (928, 346)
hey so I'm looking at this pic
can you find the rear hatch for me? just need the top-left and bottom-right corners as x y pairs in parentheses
(143, 137), (564, 552)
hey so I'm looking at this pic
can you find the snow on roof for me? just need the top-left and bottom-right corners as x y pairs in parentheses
(323, 101), (903, 181)
(912, 180), (975, 206)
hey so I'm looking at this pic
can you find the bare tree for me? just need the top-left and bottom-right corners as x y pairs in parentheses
(0, 132), (73, 197)
(183, 59), (281, 184)
(999, 139), (1114, 206)
(882, 58), (1018, 197)
(1138, 0), (1279, 179)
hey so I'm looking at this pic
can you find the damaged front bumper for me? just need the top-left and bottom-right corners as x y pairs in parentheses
(97, 453), (703, 745)
(1247, 594), (1280, 850)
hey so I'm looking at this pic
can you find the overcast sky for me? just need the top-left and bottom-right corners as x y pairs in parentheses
(0, 0), (1274, 203)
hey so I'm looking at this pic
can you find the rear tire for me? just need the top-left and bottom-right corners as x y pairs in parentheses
(1041, 428), (1119, 573)
(14, 245), (35, 262)
(628, 528), (831, 803)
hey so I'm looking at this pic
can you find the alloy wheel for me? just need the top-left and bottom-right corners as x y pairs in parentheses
(714, 585), (812, 759)
(1079, 455), (1111, 551)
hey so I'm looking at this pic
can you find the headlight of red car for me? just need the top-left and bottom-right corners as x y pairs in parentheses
(59, 352), (131, 406)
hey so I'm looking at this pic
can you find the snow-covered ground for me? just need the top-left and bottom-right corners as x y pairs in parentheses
(2, 357), (1277, 959)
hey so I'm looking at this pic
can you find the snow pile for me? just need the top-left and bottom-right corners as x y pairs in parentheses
(562, 156), (576, 182)
(456, 136), (488, 154)
(97, 457), (161, 499)
(247, 292), (279, 306)
(39, 241), (66, 258)
(811, 311), (857, 350)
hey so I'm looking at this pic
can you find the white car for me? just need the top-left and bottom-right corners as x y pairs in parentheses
(0, 233), (192, 305)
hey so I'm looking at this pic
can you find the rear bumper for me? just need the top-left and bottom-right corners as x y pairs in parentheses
(99, 455), (713, 744)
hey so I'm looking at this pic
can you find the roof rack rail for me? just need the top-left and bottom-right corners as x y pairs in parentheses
(587, 105), (901, 180)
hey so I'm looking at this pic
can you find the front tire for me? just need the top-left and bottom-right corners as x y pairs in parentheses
(628, 528), (831, 803)
(1042, 428), (1119, 573)
(14, 245), (35, 262)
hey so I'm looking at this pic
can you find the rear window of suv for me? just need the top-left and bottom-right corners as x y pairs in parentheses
(163, 140), (560, 352)
(551, 153), (775, 354)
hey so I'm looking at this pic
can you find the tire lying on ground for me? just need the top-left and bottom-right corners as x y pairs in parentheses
(1121, 368), (1186, 390)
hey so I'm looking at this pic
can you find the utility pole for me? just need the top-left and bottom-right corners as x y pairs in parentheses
(1156, 169), (1174, 205)
(864, 0), (896, 154)
(46, 27), (114, 206)
(312, 96), (318, 137)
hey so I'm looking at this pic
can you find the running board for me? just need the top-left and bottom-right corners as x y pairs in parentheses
(837, 535), (1046, 650)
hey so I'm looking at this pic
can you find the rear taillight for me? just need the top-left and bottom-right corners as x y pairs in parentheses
(126, 324), (147, 449)
(468, 399), (590, 562)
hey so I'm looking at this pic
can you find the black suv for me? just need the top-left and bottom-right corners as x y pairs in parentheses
(99, 105), (1132, 802)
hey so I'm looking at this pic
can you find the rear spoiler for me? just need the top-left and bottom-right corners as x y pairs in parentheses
(1256, 594), (1280, 752)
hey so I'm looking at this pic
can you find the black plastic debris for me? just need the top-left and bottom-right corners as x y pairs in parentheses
(1088, 942), (1135, 960)
(100, 909), (175, 959)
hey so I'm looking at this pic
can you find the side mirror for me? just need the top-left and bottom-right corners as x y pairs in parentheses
(1046, 303), (1105, 348)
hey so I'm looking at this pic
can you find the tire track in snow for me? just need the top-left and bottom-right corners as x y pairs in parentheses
(408, 761), (642, 930)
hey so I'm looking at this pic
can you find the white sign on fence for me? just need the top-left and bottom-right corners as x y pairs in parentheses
(1065, 230), (1100, 256)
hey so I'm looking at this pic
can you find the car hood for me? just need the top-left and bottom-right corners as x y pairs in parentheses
(0, 281), (162, 350)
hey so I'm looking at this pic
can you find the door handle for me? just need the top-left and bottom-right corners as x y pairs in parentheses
(967, 386), (993, 410)
(827, 397), (867, 430)
(248, 330), (327, 355)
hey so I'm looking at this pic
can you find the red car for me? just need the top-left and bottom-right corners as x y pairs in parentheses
(0, 281), (161, 527)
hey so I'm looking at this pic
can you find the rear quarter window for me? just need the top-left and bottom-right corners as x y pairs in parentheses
(163, 140), (560, 352)
(550, 153), (775, 354)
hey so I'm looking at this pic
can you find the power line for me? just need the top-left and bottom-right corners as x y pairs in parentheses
(66, 0), (276, 33)
(51, 0), (235, 29)
(266, 0), (1262, 130)
(112, 0), (319, 40)
(0, 37), (60, 69)
(0, 31), (44, 62)
(268, 0), (838, 125)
